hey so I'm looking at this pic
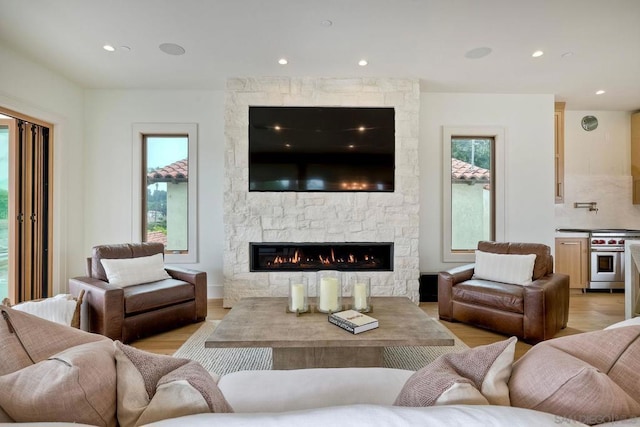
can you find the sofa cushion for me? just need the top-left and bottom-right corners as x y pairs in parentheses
(141, 404), (589, 427)
(509, 326), (640, 425)
(114, 341), (233, 427)
(452, 280), (524, 314)
(0, 305), (108, 376)
(0, 340), (117, 427)
(101, 252), (171, 287)
(219, 367), (414, 413)
(473, 250), (536, 285)
(394, 336), (517, 407)
(123, 279), (194, 315)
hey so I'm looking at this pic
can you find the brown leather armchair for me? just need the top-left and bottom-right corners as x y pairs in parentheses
(69, 242), (207, 343)
(438, 241), (569, 344)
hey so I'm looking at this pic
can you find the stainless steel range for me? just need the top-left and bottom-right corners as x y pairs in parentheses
(589, 229), (640, 289)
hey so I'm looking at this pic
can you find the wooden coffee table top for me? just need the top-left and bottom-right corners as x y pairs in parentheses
(205, 296), (454, 349)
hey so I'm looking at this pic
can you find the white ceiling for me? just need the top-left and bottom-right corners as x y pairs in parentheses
(1, 0), (639, 111)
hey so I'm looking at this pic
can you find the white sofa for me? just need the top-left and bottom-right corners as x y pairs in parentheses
(0, 366), (628, 426)
(3, 304), (640, 427)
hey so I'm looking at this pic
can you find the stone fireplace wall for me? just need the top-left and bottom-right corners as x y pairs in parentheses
(223, 77), (420, 307)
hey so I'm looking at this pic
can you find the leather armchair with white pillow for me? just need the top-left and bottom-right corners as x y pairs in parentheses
(69, 242), (207, 343)
(438, 241), (570, 344)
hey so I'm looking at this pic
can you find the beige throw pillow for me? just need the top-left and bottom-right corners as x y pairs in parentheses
(100, 253), (171, 287)
(394, 336), (517, 407)
(0, 340), (117, 426)
(0, 304), (107, 376)
(114, 341), (233, 427)
(509, 325), (640, 425)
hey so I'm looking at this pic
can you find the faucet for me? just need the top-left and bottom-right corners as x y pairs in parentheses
(574, 202), (598, 213)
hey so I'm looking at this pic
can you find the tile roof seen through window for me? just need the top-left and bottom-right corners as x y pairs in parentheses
(147, 159), (188, 183)
(451, 158), (490, 183)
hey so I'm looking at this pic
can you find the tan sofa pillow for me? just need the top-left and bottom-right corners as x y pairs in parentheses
(509, 325), (640, 425)
(114, 341), (233, 427)
(0, 304), (107, 376)
(0, 340), (117, 426)
(395, 337), (517, 407)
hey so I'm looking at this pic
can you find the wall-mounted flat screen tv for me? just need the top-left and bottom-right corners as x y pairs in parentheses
(248, 106), (395, 192)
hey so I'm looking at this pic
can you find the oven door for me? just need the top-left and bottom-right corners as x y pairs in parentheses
(590, 250), (624, 284)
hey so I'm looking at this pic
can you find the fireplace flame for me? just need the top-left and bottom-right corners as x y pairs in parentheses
(253, 242), (390, 272)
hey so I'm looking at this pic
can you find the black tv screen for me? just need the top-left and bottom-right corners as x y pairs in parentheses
(248, 106), (395, 192)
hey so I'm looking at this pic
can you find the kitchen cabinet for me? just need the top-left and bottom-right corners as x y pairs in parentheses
(555, 237), (588, 289)
(632, 112), (640, 204)
(554, 102), (565, 204)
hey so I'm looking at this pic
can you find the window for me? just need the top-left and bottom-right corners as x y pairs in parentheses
(132, 124), (198, 263)
(443, 127), (505, 262)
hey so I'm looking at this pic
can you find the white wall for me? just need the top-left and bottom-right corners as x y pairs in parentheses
(0, 43), (84, 295)
(419, 93), (556, 273)
(555, 110), (640, 229)
(83, 90), (226, 296)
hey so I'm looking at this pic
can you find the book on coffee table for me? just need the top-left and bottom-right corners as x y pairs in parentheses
(328, 309), (379, 334)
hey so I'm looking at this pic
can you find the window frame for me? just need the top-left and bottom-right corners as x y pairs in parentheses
(442, 126), (506, 263)
(132, 123), (198, 263)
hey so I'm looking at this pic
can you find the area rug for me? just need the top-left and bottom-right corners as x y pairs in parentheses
(173, 320), (469, 376)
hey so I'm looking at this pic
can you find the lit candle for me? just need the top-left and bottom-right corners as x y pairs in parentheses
(353, 282), (368, 310)
(290, 283), (305, 312)
(319, 277), (339, 312)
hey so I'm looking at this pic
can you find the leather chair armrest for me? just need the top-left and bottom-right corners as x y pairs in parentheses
(522, 272), (570, 343)
(166, 266), (208, 321)
(69, 277), (124, 341)
(437, 264), (475, 321)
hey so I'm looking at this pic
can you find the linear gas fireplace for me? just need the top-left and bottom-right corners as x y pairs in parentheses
(250, 242), (394, 272)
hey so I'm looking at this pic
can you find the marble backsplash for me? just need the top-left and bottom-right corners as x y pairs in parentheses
(554, 174), (640, 230)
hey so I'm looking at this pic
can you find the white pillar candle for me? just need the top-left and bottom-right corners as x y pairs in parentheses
(319, 277), (339, 312)
(353, 282), (368, 310)
(290, 283), (305, 312)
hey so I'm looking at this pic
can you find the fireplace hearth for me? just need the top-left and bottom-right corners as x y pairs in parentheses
(250, 242), (393, 272)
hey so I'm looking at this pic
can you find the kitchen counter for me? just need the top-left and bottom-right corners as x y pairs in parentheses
(556, 229), (590, 238)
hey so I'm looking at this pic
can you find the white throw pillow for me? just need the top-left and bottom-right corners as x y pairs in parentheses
(604, 317), (640, 330)
(9, 294), (79, 326)
(100, 253), (170, 287)
(473, 251), (536, 285)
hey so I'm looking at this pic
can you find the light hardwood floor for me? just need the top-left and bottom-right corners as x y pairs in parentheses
(131, 290), (625, 361)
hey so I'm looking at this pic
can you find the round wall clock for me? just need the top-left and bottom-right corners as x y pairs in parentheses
(581, 115), (598, 131)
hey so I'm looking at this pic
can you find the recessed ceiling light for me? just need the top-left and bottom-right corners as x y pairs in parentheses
(103, 45), (115, 52)
(464, 47), (492, 59)
(120, 46), (131, 52)
(159, 43), (185, 56)
(561, 51), (574, 58)
(320, 20), (333, 27)
(532, 50), (544, 58)
(274, 125), (281, 131)
(278, 58), (288, 65)
(596, 90), (606, 95)
(358, 59), (368, 66)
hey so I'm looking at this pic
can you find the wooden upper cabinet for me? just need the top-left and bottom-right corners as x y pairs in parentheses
(554, 102), (565, 204)
(632, 112), (640, 204)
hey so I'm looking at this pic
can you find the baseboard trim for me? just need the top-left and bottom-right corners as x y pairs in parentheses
(207, 284), (223, 299)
